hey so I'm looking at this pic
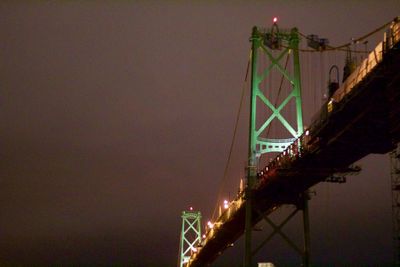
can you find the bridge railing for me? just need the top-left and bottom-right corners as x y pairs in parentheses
(333, 17), (400, 104)
(386, 17), (400, 50)
(201, 193), (245, 244)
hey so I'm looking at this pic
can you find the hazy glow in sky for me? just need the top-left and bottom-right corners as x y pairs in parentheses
(0, 1), (399, 266)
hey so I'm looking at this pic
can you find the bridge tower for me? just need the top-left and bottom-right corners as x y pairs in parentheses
(245, 21), (309, 267)
(178, 209), (202, 267)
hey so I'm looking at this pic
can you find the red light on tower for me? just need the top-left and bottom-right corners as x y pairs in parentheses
(273, 17), (278, 24)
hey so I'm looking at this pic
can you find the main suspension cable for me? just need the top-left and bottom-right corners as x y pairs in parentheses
(211, 50), (251, 222)
(296, 17), (394, 53)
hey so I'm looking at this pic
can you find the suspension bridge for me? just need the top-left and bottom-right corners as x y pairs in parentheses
(179, 17), (400, 267)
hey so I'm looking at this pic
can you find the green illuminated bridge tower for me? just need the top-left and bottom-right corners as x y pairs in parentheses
(178, 209), (202, 267)
(244, 25), (308, 267)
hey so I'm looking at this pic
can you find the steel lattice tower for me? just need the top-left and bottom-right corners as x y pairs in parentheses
(178, 210), (202, 267)
(390, 145), (400, 267)
(245, 23), (309, 267)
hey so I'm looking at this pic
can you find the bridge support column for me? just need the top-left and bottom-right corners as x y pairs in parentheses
(251, 194), (311, 267)
(244, 25), (260, 267)
(245, 22), (305, 267)
(302, 191), (311, 267)
(244, 165), (256, 267)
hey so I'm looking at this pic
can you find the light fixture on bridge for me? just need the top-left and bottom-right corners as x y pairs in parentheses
(264, 17), (281, 50)
(223, 200), (229, 209)
(207, 221), (214, 229)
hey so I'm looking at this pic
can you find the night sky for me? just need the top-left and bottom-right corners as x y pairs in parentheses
(1, 1), (399, 266)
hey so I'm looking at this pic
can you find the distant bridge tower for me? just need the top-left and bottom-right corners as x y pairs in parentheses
(245, 19), (309, 267)
(178, 209), (202, 267)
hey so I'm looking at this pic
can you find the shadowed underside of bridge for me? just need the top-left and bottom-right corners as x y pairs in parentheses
(188, 28), (400, 266)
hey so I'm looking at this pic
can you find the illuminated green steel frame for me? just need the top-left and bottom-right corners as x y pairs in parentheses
(179, 210), (202, 267)
(244, 26), (309, 267)
(249, 26), (303, 158)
